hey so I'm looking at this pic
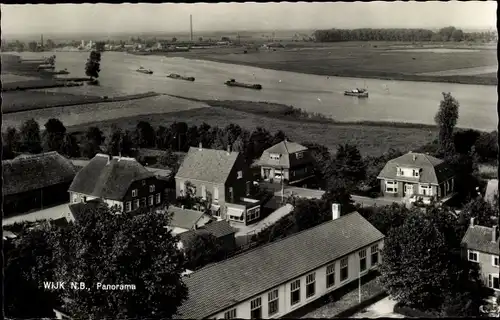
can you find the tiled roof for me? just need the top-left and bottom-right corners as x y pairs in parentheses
(2, 152), (77, 196)
(178, 221), (235, 245)
(175, 212), (384, 319)
(258, 140), (310, 169)
(168, 206), (212, 230)
(461, 225), (499, 255)
(175, 147), (239, 184)
(68, 154), (153, 201)
(377, 152), (455, 184)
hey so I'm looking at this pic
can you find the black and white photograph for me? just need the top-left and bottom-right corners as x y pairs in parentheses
(1, 1), (499, 319)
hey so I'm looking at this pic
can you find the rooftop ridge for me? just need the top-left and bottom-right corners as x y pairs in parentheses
(7, 151), (59, 161)
(187, 211), (361, 276)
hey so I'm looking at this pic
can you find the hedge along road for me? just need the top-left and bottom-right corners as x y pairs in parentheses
(10, 51), (498, 131)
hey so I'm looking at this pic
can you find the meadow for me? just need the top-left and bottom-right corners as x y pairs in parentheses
(170, 41), (497, 85)
(67, 105), (438, 157)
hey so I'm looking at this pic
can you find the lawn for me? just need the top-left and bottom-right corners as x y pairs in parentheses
(2, 91), (100, 113)
(67, 105), (437, 157)
(169, 41), (497, 85)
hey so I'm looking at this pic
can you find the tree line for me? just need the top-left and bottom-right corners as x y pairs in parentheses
(313, 26), (497, 43)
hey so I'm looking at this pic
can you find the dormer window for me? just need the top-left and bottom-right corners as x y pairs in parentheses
(132, 189), (138, 197)
(269, 153), (280, 160)
(296, 152), (303, 159)
(237, 171), (243, 179)
(412, 169), (420, 177)
(397, 168), (403, 176)
(149, 185), (155, 192)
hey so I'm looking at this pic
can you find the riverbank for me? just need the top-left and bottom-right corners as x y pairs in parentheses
(66, 105), (438, 157)
(2, 91), (159, 114)
(2, 79), (86, 92)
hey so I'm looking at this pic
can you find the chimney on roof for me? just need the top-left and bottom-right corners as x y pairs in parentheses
(227, 145), (231, 155)
(332, 203), (340, 220)
(413, 154), (417, 161)
(470, 217), (475, 227)
(493, 225), (498, 242)
(199, 142), (202, 150)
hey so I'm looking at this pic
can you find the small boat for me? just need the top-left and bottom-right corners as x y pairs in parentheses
(344, 88), (368, 98)
(54, 68), (70, 75)
(225, 79), (262, 90)
(167, 73), (195, 82)
(37, 64), (55, 70)
(136, 67), (153, 74)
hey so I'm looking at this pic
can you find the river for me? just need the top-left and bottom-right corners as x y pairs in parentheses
(8, 51), (499, 131)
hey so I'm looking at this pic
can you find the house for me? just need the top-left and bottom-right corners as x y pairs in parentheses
(461, 219), (499, 292)
(484, 179), (498, 206)
(2, 152), (78, 216)
(175, 145), (261, 226)
(68, 154), (166, 213)
(257, 140), (315, 187)
(174, 207), (384, 319)
(177, 220), (237, 253)
(377, 152), (455, 203)
(168, 205), (213, 235)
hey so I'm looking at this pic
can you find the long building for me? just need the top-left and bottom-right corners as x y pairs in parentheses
(174, 207), (384, 319)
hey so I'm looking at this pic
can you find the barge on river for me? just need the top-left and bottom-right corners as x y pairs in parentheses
(344, 88), (368, 98)
(167, 73), (195, 82)
(136, 67), (153, 74)
(224, 79), (262, 90)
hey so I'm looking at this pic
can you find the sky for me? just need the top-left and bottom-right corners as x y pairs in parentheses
(1, 1), (497, 36)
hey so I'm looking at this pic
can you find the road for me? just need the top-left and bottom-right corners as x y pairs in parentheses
(351, 296), (404, 318)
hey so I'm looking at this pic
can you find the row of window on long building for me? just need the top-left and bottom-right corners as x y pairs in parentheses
(222, 245), (379, 319)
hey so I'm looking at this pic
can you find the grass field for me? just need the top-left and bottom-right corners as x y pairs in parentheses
(67, 105), (438, 157)
(168, 41), (497, 85)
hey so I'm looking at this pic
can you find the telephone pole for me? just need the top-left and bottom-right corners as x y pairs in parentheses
(190, 15), (193, 41)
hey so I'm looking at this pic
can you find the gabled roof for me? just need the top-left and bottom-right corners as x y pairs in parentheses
(2, 152), (77, 196)
(175, 212), (384, 319)
(377, 152), (454, 184)
(168, 206), (212, 230)
(175, 147), (240, 184)
(68, 154), (154, 201)
(461, 225), (499, 255)
(178, 220), (235, 244)
(258, 140), (310, 169)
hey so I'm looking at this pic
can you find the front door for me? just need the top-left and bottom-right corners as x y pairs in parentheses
(404, 184), (414, 197)
(263, 169), (270, 179)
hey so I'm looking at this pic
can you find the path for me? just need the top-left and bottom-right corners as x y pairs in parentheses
(351, 296), (404, 318)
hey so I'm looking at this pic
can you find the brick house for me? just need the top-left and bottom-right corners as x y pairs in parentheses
(377, 152), (456, 203)
(175, 145), (261, 226)
(257, 140), (315, 186)
(68, 154), (166, 213)
(461, 219), (499, 292)
(2, 152), (78, 216)
(174, 209), (384, 319)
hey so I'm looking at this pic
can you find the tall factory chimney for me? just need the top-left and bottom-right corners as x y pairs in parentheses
(190, 15), (193, 41)
(41, 34), (44, 47)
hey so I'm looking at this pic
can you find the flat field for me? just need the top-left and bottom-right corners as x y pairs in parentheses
(67, 105), (437, 157)
(2, 91), (100, 113)
(168, 41), (497, 85)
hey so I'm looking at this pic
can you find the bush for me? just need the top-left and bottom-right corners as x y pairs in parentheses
(393, 302), (437, 318)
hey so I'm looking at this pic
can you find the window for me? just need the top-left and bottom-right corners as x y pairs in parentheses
(326, 263), (335, 288)
(155, 193), (161, 204)
(340, 257), (349, 282)
(201, 185), (206, 200)
(420, 184), (431, 196)
(237, 170), (243, 179)
(134, 199), (140, 209)
(493, 256), (499, 267)
(180, 182), (185, 195)
(385, 180), (397, 193)
(412, 169), (419, 177)
(296, 152), (303, 159)
(371, 245), (379, 267)
(229, 187), (234, 201)
(268, 289), (279, 316)
(142, 180), (146, 186)
(72, 193), (79, 203)
(132, 189), (138, 197)
(290, 279), (300, 305)
(125, 201), (132, 212)
(148, 195), (154, 206)
(140, 197), (146, 207)
(270, 153), (280, 160)
(359, 249), (367, 272)
(149, 185), (155, 192)
(397, 167), (403, 176)
(213, 187), (219, 201)
(468, 250), (479, 263)
(250, 297), (262, 319)
(246, 181), (251, 196)
(488, 274), (500, 290)
(247, 207), (260, 222)
(306, 272), (316, 298)
(223, 309), (236, 319)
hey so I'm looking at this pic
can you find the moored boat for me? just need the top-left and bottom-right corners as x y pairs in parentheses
(344, 88), (368, 98)
(53, 68), (70, 75)
(224, 78), (262, 90)
(167, 73), (195, 81)
(136, 67), (153, 74)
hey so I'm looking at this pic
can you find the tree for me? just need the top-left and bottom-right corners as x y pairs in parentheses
(450, 29), (464, 42)
(361, 202), (409, 235)
(183, 232), (224, 270)
(133, 121), (156, 148)
(45, 39), (56, 50)
(459, 196), (497, 228)
(52, 206), (188, 319)
(95, 41), (105, 52)
(171, 37), (177, 43)
(106, 125), (134, 157)
(159, 149), (180, 173)
(42, 118), (67, 153)
(434, 92), (460, 159)
(176, 181), (205, 210)
(28, 41), (38, 52)
(20, 119), (42, 154)
(85, 50), (101, 79)
(2, 126), (21, 156)
(326, 144), (366, 192)
(321, 178), (356, 214)
(4, 226), (59, 318)
(60, 133), (81, 158)
(82, 127), (105, 158)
